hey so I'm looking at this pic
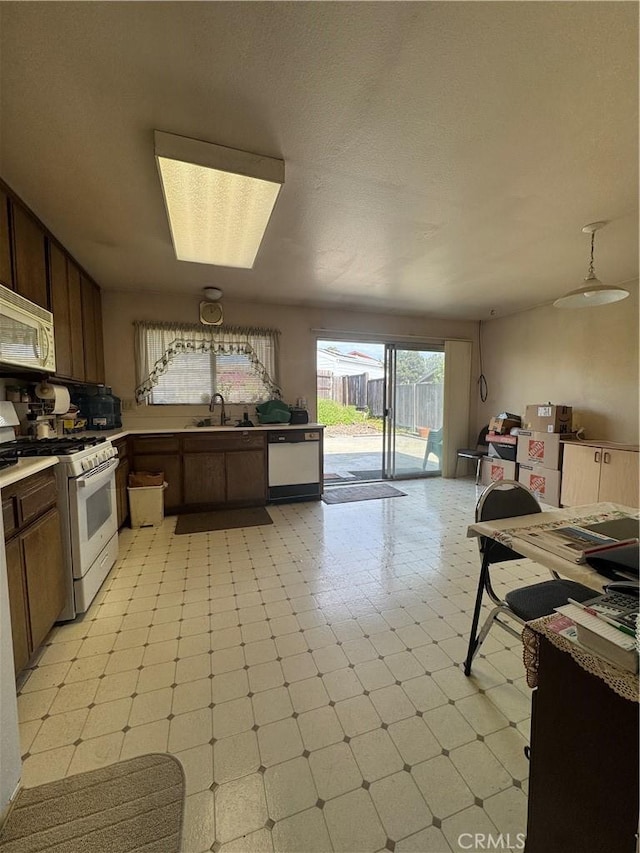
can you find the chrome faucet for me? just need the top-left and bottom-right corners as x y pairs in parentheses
(209, 393), (228, 425)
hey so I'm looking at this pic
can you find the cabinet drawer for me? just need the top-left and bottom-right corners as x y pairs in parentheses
(183, 432), (265, 453)
(2, 495), (18, 539)
(131, 434), (180, 454)
(17, 474), (58, 527)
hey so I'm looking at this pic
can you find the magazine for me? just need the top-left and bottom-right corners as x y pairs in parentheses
(516, 519), (639, 564)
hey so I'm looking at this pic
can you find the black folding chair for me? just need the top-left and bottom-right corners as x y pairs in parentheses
(456, 425), (490, 484)
(463, 480), (595, 676)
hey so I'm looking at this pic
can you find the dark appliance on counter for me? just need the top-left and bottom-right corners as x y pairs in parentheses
(75, 387), (122, 430)
(289, 408), (309, 425)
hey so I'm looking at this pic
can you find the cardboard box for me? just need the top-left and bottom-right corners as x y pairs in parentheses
(481, 457), (517, 486)
(488, 416), (521, 435)
(516, 430), (563, 470)
(518, 464), (561, 507)
(524, 404), (572, 434)
(486, 433), (517, 445)
(488, 442), (517, 462)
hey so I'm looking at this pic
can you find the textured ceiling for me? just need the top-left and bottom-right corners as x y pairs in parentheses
(0, 2), (637, 319)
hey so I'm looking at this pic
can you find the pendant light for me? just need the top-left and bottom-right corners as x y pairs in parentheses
(554, 221), (629, 308)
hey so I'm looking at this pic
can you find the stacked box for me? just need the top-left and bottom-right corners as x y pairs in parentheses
(524, 404), (572, 434)
(516, 431), (562, 469)
(481, 457), (517, 486)
(518, 466), (561, 507)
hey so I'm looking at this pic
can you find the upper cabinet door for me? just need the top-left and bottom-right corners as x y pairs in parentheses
(67, 261), (85, 381)
(81, 274), (99, 383)
(0, 189), (13, 289)
(93, 283), (105, 384)
(10, 200), (48, 309)
(48, 240), (73, 378)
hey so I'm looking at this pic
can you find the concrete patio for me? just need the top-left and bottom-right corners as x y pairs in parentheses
(323, 431), (441, 480)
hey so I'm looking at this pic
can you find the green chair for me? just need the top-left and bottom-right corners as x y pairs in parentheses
(422, 427), (443, 470)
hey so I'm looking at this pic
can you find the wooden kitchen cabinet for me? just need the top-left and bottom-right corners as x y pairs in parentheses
(67, 260), (86, 381)
(0, 188), (13, 289)
(114, 438), (130, 529)
(226, 450), (266, 504)
(183, 453), (226, 507)
(598, 448), (639, 506)
(81, 275), (100, 384)
(182, 432), (266, 509)
(5, 537), (30, 675)
(561, 442), (639, 507)
(22, 508), (66, 653)
(47, 239), (74, 378)
(525, 636), (638, 852)
(10, 199), (48, 309)
(130, 432), (268, 513)
(2, 468), (66, 676)
(1, 179), (106, 385)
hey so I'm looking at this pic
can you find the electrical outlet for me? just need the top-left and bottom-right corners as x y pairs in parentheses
(121, 398), (135, 411)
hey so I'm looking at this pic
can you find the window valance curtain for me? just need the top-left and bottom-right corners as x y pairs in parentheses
(134, 321), (281, 403)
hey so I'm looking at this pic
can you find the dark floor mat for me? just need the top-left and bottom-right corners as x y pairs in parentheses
(322, 484), (407, 504)
(175, 506), (273, 534)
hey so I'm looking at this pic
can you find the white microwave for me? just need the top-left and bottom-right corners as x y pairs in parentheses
(0, 282), (56, 372)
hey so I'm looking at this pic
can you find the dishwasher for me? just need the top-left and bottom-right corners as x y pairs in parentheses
(267, 429), (322, 502)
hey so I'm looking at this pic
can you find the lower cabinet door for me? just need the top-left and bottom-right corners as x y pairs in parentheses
(21, 508), (66, 652)
(183, 453), (226, 507)
(5, 536), (31, 674)
(226, 450), (266, 504)
(598, 449), (640, 507)
(116, 458), (130, 527)
(560, 443), (601, 506)
(133, 454), (182, 512)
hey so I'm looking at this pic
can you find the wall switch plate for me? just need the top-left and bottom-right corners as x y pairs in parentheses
(121, 398), (135, 411)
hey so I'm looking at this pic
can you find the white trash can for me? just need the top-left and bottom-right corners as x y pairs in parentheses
(128, 482), (167, 528)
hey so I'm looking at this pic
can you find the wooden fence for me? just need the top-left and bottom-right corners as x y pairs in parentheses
(317, 371), (443, 431)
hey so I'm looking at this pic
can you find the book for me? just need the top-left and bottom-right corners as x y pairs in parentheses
(567, 592), (639, 634)
(555, 603), (639, 673)
(516, 518), (639, 564)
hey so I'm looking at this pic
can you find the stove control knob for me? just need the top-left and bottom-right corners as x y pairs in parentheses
(81, 459), (90, 471)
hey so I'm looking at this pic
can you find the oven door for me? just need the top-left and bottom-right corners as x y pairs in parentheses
(69, 458), (118, 579)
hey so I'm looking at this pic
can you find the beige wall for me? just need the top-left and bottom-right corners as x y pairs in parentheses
(101, 291), (479, 435)
(477, 280), (639, 443)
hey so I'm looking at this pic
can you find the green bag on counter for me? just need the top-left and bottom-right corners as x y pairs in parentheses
(255, 399), (291, 424)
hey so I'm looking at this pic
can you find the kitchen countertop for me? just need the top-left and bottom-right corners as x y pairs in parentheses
(0, 457), (59, 490)
(73, 424), (325, 442)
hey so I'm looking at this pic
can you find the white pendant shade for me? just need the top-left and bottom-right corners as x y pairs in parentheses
(155, 131), (284, 269)
(553, 278), (630, 308)
(554, 221), (629, 309)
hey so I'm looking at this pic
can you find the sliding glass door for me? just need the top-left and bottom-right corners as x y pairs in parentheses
(383, 344), (445, 479)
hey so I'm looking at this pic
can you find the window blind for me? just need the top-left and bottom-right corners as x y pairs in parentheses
(134, 321), (281, 405)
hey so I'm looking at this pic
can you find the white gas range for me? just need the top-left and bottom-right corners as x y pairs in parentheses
(14, 436), (119, 620)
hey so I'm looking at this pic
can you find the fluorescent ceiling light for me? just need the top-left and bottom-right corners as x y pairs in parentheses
(154, 131), (284, 269)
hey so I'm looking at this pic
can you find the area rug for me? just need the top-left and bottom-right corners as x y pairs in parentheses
(322, 483), (407, 504)
(323, 473), (346, 481)
(0, 753), (184, 853)
(347, 469), (384, 480)
(175, 506), (273, 534)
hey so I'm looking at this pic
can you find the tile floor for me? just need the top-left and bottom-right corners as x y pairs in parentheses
(16, 476), (545, 853)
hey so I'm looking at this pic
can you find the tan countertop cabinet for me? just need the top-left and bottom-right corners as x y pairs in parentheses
(560, 441), (639, 508)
